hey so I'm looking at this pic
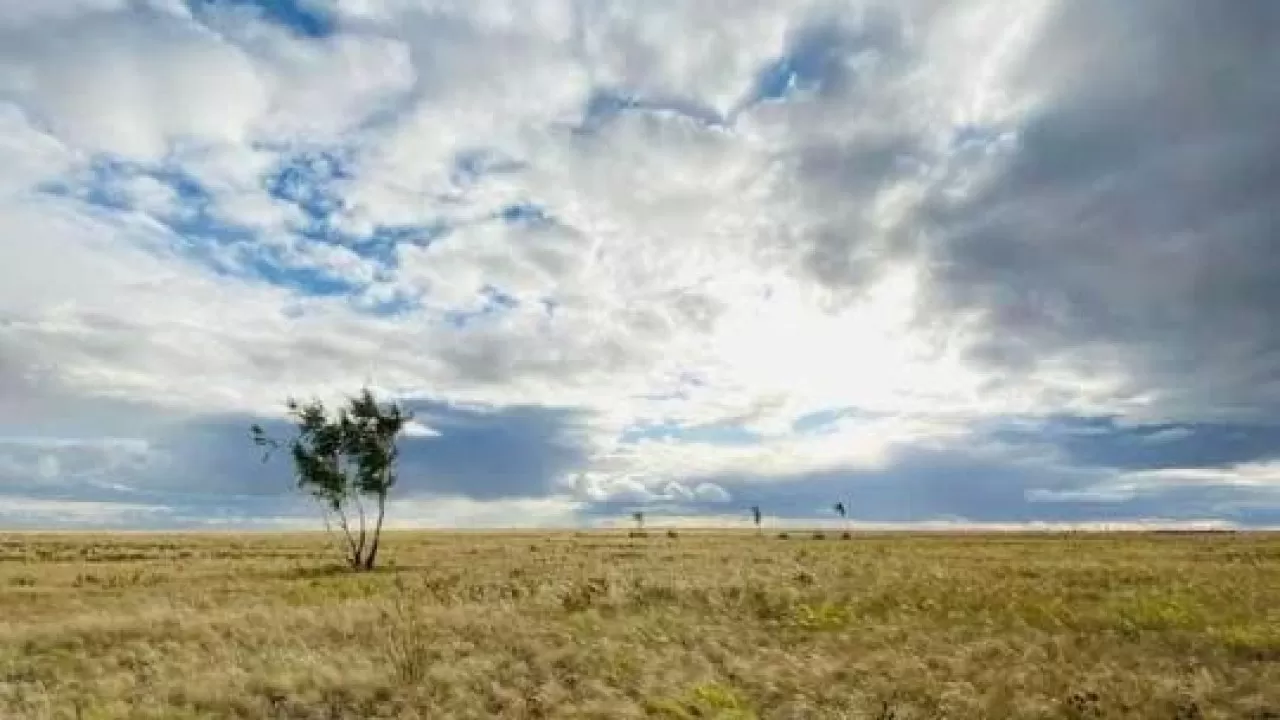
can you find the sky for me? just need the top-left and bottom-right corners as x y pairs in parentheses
(1, 0), (1279, 530)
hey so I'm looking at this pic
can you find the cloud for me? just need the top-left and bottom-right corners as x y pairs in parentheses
(0, 496), (169, 529)
(913, 2), (1280, 424)
(0, 0), (1277, 528)
(988, 416), (1280, 471)
(0, 10), (266, 160)
(693, 482), (732, 504)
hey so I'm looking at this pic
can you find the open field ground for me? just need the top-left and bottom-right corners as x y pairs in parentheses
(0, 531), (1277, 719)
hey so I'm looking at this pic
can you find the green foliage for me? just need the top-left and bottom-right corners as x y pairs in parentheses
(251, 388), (410, 571)
(792, 600), (854, 631)
(647, 683), (757, 719)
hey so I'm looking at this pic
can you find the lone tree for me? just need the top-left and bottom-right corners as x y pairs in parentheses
(833, 501), (847, 526)
(632, 510), (645, 532)
(750, 505), (762, 534)
(251, 388), (411, 571)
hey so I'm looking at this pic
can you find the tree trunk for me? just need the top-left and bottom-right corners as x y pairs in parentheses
(362, 490), (388, 571)
(333, 504), (363, 570)
(353, 493), (368, 568)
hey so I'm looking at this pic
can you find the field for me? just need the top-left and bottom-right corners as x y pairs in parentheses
(0, 531), (1278, 719)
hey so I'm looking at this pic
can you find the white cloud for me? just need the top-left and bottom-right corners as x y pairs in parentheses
(0, 12), (267, 160)
(401, 420), (441, 438)
(1, 0), (1276, 527)
(693, 482), (732, 503)
(1, 0), (1062, 429)
(0, 1), (131, 29)
(383, 494), (582, 529)
(583, 412), (968, 489)
(0, 496), (166, 526)
(571, 474), (731, 506)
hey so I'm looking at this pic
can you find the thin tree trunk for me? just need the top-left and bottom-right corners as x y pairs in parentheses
(333, 504), (362, 569)
(327, 451), (362, 568)
(316, 499), (346, 560)
(363, 490), (388, 571)
(353, 492), (368, 567)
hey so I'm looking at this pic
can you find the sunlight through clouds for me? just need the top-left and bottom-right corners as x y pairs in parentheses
(1, 0), (1279, 527)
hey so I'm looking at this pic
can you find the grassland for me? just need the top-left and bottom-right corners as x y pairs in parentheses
(0, 530), (1277, 719)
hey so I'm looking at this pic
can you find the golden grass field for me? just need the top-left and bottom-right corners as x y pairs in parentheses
(0, 530), (1277, 719)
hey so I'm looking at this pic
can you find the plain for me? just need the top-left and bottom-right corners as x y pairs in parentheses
(1, 531), (1277, 719)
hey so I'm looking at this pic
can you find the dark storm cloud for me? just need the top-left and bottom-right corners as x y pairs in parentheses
(764, 8), (928, 295)
(396, 402), (588, 500)
(988, 416), (1280, 472)
(699, 435), (1280, 526)
(773, 2), (1280, 418)
(706, 445), (1100, 523)
(918, 2), (1280, 418)
(0, 402), (587, 519)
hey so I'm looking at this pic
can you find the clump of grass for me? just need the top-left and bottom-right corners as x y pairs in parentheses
(629, 579), (682, 608)
(646, 683), (757, 719)
(1063, 690), (1103, 719)
(379, 579), (433, 683)
(561, 576), (611, 612)
(791, 600), (854, 631)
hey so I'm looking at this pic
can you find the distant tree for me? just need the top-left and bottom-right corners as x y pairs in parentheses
(632, 510), (645, 532)
(834, 501), (852, 538)
(251, 388), (411, 571)
(751, 505), (762, 533)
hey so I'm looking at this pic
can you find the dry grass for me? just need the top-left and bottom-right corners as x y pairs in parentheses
(0, 531), (1277, 719)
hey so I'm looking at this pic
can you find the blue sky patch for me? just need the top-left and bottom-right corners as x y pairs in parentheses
(746, 26), (849, 105)
(620, 420), (762, 446)
(39, 152), (420, 300)
(39, 156), (211, 214)
(497, 203), (551, 226)
(186, 0), (337, 38)
(265, 149), (352, 222)
(791, 407), (868, 434)
(577, 89), (726, 133)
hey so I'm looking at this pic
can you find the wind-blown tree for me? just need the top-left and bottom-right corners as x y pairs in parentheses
(632, 510), (645, 532)
(251, 388), (411, 571)
(750, 505), (762, 534)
